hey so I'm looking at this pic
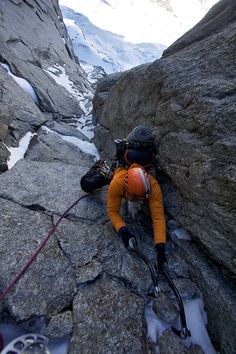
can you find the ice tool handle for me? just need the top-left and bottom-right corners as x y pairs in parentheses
(163, 264), (191, 339)
(132, 242), (191, 339)
(132, 242), (160, 297)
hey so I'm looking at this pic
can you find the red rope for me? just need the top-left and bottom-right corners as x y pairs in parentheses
(0, 194), (88, 301)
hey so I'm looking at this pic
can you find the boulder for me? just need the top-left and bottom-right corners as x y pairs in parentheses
(0, 160), (88, 214)
(159, 330), (204, 354)
(0, 143), (9, 172)
(69, 275), (146, 354)
(45, 311), (73, 339)
(152, 293), (179, 323)
(55, 218), (154, 295)
(92, 71), (125, 126)
(45, 121), (89, 140)
(25, 127), (94, 167)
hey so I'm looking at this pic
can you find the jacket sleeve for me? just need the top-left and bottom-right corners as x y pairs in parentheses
(148, 178), (166, 244)
(107, 176), (126, 232)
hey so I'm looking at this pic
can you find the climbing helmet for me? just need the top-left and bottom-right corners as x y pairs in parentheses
(126, 125), (155, 150)
(124, 166), (151, 200)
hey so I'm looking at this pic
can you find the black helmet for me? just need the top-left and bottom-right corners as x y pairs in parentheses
(126, 125), (154, 144)
(126, 125), (155, 151)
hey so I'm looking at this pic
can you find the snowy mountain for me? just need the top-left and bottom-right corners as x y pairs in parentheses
(59, 6), (165, 74)
(59, 0), (218, 74)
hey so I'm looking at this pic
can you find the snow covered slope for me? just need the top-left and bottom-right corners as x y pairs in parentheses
(60, 6), (165, 74)
(59, 0), (218, 74)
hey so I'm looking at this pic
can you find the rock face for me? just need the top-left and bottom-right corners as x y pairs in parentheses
(93, 0), (236, 276)
(0, 0), (93, 169)
(70, 275), (146, 354)
(0, 141), (218, 353)
(0, 0), (90, 115)
(0, 197), (77, 320)
(0, 66), (47, 171)
(92, 0), (236, 352)
(0, 1), (235, 354)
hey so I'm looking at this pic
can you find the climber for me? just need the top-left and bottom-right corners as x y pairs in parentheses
(80, 125), (167, 271)
(108, 163), (167, 271)
(80, 125), (156, 193)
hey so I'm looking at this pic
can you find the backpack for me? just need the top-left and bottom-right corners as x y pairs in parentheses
(114, 138), (156, 169)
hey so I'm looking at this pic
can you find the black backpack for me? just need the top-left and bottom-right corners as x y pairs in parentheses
(114, 139), (156, 169)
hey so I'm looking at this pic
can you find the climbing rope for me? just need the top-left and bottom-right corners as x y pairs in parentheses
(0, 194), (88, 301)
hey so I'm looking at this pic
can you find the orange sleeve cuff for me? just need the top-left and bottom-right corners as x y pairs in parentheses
(107, 170), (127, 232)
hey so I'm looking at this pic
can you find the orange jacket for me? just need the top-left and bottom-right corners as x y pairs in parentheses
(107, 166), (166, 244)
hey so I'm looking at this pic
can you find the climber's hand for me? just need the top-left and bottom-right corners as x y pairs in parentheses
(155, 243), (167, 272)
(119, 226), (138, 251)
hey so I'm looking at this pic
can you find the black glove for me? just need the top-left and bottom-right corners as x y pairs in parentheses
(119, 226), (138, 251)
(155, 243), (167, 272)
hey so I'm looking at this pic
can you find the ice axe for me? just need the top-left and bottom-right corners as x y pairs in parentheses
(162, 263), (191, 339)
(129, 239), (191, 339)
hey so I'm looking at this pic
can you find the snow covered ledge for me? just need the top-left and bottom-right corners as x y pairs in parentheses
(0, 63), (39, 104)
(5, 132), (36, 170)
(145, 297), (217, 354)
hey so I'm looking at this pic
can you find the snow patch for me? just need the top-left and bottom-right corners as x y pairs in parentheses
(59, 0), (218, 74)
(75, 113), (95, 140)
(48, 336), (70, 354)
(42, 125), (99, 160)
(43, 64), (83, 100)
(145, 297), (216, 354)
(182, 298), (215, 354)
(43, 64), (93, 116)
(173, 227), (192, 241)
(7, 132), (36, 169)
(128, 201), (143, 220)
(1, 63), (38, 104)
(61, 135), (99, 160)
(145, 302), (171, 345)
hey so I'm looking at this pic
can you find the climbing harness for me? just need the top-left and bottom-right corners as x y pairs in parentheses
(0, 194), (88, 302)
(131, 241), (191, 339)
(1, 333), (50, 354)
